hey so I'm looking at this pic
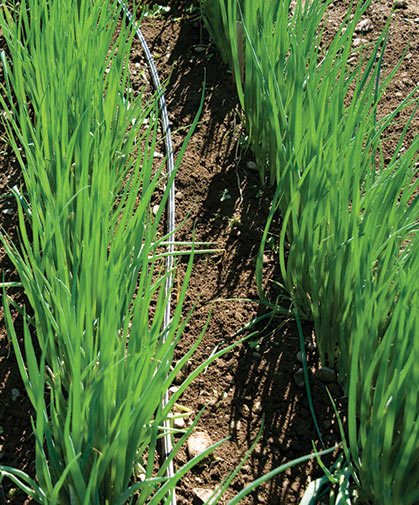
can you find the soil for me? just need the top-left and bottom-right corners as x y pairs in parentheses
(1, 1), (419, 504)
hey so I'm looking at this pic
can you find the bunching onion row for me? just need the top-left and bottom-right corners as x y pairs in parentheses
(201, 0), (419, 504)
(0, 1), (340, 503)
(0, 0), (218, 503)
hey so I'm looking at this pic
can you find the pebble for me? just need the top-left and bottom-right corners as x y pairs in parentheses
(252, 351), (262, 362)
(187, 431), (212, 459)
(173, 371), (185, 386)
(394, 0), (407, 8)
(294, 368), (305, 388)
(296, 351), (304, 363)
(247, 161), (257, 170)
(355, 18), (373, 33)
(253, 401), (262, 414)
(352, 37), (368, 47)
(153, 152), (164, 158)
(1, 208), (14, 216)
(192, 487), (215, 504)
(315, 366), (337, 383)
(173, 417), (186, 429)
(11, 388), (21, 401)
(240, 404), (251, 418)
(152, 204), (159, 216)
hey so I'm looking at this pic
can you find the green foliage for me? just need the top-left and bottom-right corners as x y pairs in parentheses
(347, 233), (419, 505)
(0, 0), (208, 503)
(203, 0), (419, 503)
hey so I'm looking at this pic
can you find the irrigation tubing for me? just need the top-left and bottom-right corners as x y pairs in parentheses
(118, 2), (177, 504)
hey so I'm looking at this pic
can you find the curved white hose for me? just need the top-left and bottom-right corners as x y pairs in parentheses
(117, 2), (177, 504)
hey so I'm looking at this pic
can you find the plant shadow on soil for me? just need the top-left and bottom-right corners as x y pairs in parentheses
(138, 5), (347, 504)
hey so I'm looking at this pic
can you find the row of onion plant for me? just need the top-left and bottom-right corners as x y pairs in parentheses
(0, 0), (220, 503)
(201, 0), (419, 503)
(0, 0), (338, 503)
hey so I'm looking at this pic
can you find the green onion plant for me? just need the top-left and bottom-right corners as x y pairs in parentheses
(0, 0), (214, 502)
(346, 232), (419, 505)
(202, 0), (419, 503)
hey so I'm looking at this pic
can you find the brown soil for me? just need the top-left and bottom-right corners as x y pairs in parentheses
(1, 1), (419, 504)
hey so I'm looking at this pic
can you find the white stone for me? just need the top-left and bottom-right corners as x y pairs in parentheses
(187, 431), (212, 459)
(192, 488), (216, 504)
(352, 37), (368, 47)
(355, 18), (372, 33)
(253, 401), (262, 414)
(173, 417), (186, 429)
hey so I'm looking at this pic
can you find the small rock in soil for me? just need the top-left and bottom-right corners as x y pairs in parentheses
(394, 0), (408, 8)
(173, 366), (188, 385)
(294, 368), (305, 388)
(173, 417), (186, 429)
(1, 208), (14, 216)
(240, 403), (251, 417)
(296, 351), (304, 362)
(192, 487), (215, 504)
(251, 351), (262, 362)
(11, 388), (21, 401)
(355, 18), (373, 33)
(253, 401), (262, 414)
(315, 366), (337, 383)
(187, 431), (212, 459)
(247, 161), (257, 170)
(352, 37), (368, 47)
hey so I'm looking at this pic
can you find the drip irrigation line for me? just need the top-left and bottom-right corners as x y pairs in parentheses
(118, 2), (176, 504)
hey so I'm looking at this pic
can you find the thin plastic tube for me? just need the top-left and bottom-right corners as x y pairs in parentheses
(117, 2), (177, 504)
